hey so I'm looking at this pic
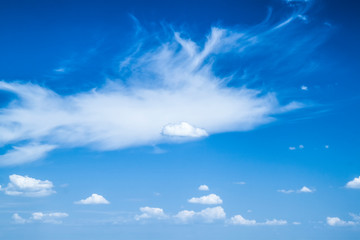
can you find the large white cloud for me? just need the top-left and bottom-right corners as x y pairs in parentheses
(188, 193), (223, 205)
(135, 207), (168, 220)
(75, 193), (110, 205)
(0, 174), (55, 197)
(0, 5), (322, 166)
(345, 176), (360, 189)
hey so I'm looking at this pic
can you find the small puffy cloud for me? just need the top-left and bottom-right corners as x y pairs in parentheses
(298, 186), (313, 193)
(1, 174), (55, 197)
(325, 145), (329, 149)
(12, 212), (68, 224)
(188, 193), (223, 205)
(229, 215), (257, 225)
(198, 185), (209, 191)
(327, 217), (356, 226)
(198, 206), (226, 223)
(293, 221), (301, 225)
(75, 193), (110, 205)
(135, 207), (168, 220)
(299, 144), (304, 149)
(174, 210), (196, 223)
(162, 122), (208, 138)
(289, 147), (296, 150)
(301, 85), (308, 91)
(174, 207), (225, 223)
(0, 143), (56, 166)
(278, 186), (314, 194)
(345, 176), (360, 189)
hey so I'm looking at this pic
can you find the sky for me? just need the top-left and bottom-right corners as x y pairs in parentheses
(0, 0), (359, 239)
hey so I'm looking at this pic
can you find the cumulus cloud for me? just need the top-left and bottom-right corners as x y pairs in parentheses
(0, 0), (326, 165)
(345, 176), (360, 189)
(12, 212), (68, 224)
(175, 206), (226, 223)
(229, 215), (287, 226)
(75, 193), (110, 205)
(229, 215), (257, 225)
(162, 122), (208, 138)
(188, 193), (223, 205)
(135, 207), (168, 220)
(198, 184), (209, 191)
(326, 217), (356, 227)
(1, 174), (55, 197)
(278, 186), (314, 194)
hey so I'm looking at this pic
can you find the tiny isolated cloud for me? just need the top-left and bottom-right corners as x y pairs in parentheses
(1, 174), (55, 197)
(229, 215), (287, 226)
(0, 143), (56, 166)
(326, 217), (356, 227)
(301, 85), (308, 91)
(278, 186), (314, 194)
(198, 185), (209, 191)
(175, 206), (226, 223)
(135, 207), (168, 221)
(13, 212), (68, 224)
(75, 193), (110, 205)
(188, 193), (223, 205)
(345, 176), (360, 189)
(162, 122), (208, 138)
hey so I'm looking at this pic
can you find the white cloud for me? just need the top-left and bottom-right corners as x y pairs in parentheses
(293, 221), (301, 225)
(278, 186), (314, 194)
(174, 206), (226, 223)
(12, 213), (28, 224)
(174, 210), (196, 223)
(75, 193), (110, 205)
(162, 122), (208, 138)
(345, 176), (360, 189)
(12, 212), (68, 224)
(0, 143), (56, 166)
(198, 206), (226, 223)
(289, 147), (296, 150)
(301, 85), (308, 91)
(229, 215), (287, 226)
(325, 145), (329, 149)
(299, 144), (304, 149)
(298, 186), (313, 193)
(1, 174), (55, 197)
(135, 207), (168, 220)
(0, 9), (316, 165)
(234, 181), (246, 185)
(198, 185), (209, 191)
(277, 189), (295, 194)
(188, 193), (223, 205)
(264, 219), (287, 225)
(229, 215), (257, 225)
(327, 217), (356, 226)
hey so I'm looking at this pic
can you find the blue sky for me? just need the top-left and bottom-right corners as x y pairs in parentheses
(0, 0), (360, 239)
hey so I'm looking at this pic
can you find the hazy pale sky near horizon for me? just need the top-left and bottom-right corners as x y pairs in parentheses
(0, 0), (360, 239)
